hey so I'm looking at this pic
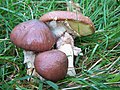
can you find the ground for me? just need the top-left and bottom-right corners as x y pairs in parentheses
(0, 0), (120, 90)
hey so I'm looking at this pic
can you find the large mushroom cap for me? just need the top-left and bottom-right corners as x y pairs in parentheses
(10, 19), (56, 52)
(40, 11), (95, 36)
(34, 50), (68, 82)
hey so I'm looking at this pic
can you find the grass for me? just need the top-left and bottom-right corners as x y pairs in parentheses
(0, 0), (120, 90)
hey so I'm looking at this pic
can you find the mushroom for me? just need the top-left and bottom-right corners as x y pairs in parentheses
(40, 11), (95, 76)
(40, 11), (95, 37)
(34, 50), (68, 82)
(10, 19), (56, 78)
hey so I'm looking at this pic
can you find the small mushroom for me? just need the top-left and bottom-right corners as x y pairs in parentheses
(39, 11), (95, 76)
(10, 19), (56, 78)
(34, 50), (68, 82)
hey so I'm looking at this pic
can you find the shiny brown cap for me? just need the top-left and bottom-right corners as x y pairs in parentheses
(10, 19), (56, 52)
(34, 50), (68, 82)
(40, 11), (95, 36)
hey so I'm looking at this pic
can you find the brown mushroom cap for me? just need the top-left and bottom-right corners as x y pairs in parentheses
(10, 20), (56, 52)
(40, 11), (95, 36)
(34, 50), (68, 82)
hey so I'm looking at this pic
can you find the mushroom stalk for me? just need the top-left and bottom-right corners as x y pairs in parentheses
(58, 44), (76, 76)
(23, 50), (35, 69)
(23, 50), (35, 80)
(56, 32), (76, 76)
(23, 50), (44, 80)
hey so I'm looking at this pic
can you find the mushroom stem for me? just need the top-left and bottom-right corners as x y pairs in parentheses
(58, 44), (76, 76)
(56, 32), (76, 76)
(47, 21), (66, 39)
(23, 50), (35, 69)
(23, 50), (45, 80)
(23, 50), (35, 80)
(23, 51), (35, 78)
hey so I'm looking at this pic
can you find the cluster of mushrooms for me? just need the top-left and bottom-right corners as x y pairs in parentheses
(10, 11), (95, 82)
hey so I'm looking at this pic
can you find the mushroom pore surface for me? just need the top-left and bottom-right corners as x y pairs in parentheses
(34, 50), (68, 82)
(10, 19), (56, 52)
